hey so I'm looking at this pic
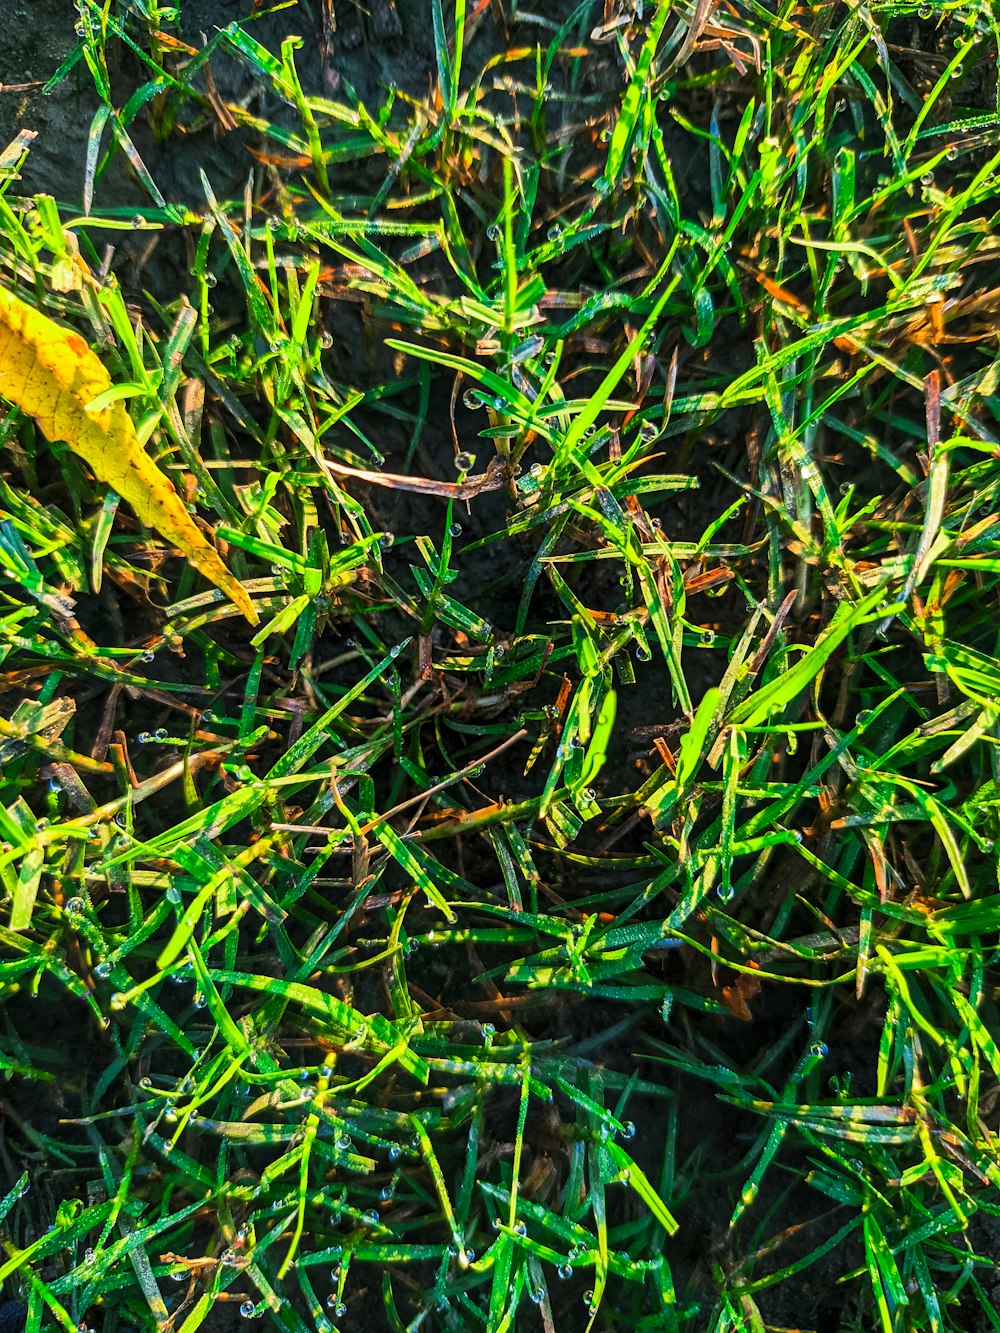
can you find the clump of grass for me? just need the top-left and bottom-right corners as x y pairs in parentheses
(1, 1), (1000, 1330)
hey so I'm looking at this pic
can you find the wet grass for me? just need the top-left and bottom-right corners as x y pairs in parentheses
(1, 0), (1000, 1330)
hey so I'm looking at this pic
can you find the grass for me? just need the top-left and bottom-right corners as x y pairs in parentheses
(1, 0), (1000, 1329)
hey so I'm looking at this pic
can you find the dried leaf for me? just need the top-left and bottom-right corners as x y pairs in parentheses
(0, 285), (258, 624)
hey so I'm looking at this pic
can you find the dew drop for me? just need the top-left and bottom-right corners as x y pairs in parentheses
(239, 1301), (256, 1318)
(66, 898), (85, 916)
(449, 523), (462, 537)
(463, 389), (482, 411)
(136, 732), (151, 744)
(455, 452), (474, 471)
(486, 224), (501, 241)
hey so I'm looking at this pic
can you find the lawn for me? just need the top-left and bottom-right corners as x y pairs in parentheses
(0, 1), (999, 1330)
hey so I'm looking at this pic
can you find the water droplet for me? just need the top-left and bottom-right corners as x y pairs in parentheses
(622, 1121), (636, 1139)
(131, 215), (146, 229)
(455, 452), (474, 471)
(547, 223), (562, 242)
(239, 1301), (256, 1318)
(166, 886), (181, 905)
(84, 1248), (95, 1264)
(154, 728), (168, 741)
(140, 651), (155, 663)
(811, 1041), (829, 1058)
(486, 224), (501, 242)
(449, 523), (462, 537)
(557, 1264), (572, 1279)
(136, 732), (151, 744)
(635, 646), (652, 662)
(388, 1145), (401, 1162)
(139, 1077), (152, 1090)
(462, 389), (482, 411)
(109, 993), (127, 1012)
(389, 644), (402, 659)
(93, 962), (111, 979)
(529, 1287), (544, 1304)
(66, 898), (85, 916)
(514, 1221), (526, 1237)
(362, 1210), (380, 1226)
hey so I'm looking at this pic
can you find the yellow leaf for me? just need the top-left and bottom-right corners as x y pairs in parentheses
(0, 284), (258, 625)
